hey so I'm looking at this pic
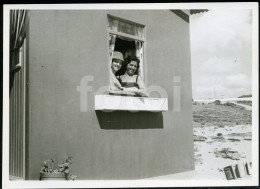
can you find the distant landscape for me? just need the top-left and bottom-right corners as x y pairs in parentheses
(193, 98), (252, 179)
(238, 94), (252, 98)
(193, 100), (251, 127)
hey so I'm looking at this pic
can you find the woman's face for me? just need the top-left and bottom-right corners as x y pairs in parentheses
(126, 61), (138, 76)
(111, 59), (122, 73)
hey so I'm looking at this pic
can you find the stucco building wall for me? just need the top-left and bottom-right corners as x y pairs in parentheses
(26, 10), (194, 180)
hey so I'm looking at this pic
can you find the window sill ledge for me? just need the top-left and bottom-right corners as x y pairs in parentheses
(95, 95), (168, 112)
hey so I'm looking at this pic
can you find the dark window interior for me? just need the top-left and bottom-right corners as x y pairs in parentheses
(114, 37), (136, 59)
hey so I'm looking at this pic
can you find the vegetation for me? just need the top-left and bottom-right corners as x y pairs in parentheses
(237, 100), (252, 106)
(40, 156), (77, 180)
(214, 100), (221, 105)
(193, 103), (251, 127)
(213, 148), (243, 160)
(223, 102), (236, 107)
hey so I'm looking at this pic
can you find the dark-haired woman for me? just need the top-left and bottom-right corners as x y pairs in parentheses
(118, 56), (147, 97)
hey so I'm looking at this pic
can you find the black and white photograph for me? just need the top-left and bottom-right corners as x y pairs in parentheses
(2, 3), (259, 188)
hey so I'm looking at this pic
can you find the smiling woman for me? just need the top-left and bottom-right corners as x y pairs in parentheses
(111, 51), (124, 74)
(110, 51), (124, 91)
(118, 55), (147, 97)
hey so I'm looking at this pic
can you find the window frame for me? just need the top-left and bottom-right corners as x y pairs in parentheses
(107, 14), (146, 88)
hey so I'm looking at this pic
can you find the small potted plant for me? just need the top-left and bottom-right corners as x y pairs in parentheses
(40, 156), (77, 180)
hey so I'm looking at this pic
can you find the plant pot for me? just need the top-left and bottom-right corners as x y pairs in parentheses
(40, 172), (66, 180)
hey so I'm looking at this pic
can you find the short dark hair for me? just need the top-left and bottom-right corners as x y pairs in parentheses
(126, 55), (140, 65)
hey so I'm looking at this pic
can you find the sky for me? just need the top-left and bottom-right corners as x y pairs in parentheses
(190, 10), (252, 100)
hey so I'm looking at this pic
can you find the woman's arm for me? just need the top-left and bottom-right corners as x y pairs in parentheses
(121, 76), (147, 97)
(122, 88), (147, 97)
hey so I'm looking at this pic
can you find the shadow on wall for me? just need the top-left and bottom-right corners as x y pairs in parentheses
(95, 111), (164, 129)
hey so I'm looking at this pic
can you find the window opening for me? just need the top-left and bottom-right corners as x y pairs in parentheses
(108, 15), (145, 94)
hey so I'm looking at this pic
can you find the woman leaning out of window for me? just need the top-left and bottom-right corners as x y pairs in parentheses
(110, 51), (124, 91)
(118, 56), (147, 97)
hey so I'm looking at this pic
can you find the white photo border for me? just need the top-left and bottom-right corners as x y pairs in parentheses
(3, 2), (259, 188)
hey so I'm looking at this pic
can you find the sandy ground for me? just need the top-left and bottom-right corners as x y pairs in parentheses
(194, 124), (252, 180)
(146, 101), (252, 180)
(146, 124), (252, 180)
(193, 101), (252, 180)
